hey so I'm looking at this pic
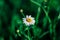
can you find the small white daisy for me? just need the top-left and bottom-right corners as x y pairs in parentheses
(23, 15), (35, 26)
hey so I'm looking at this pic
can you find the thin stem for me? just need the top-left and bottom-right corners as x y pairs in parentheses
(36, 7), (41, 25)
(53, 24), (56, 40)
(28, 30), (31, 40)
(30, 0), (41, 6)
(39, 31), (49, 39)
(27, 27), (31, 40)
(42, 7), (52, 38)
(21, 12), (25, 18)
(53, 18), (58, 40)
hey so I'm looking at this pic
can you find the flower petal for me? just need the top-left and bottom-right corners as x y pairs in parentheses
(23, 15), (35, 26)
(23, 18), (25, 20)
(31, 17), (34, 20)
(31, 20), (35, 25)
(25, 22), (30, 26)
(29, 15), (31, 18)
(23, 18), (26, 21)
(26, 15), (29, 18)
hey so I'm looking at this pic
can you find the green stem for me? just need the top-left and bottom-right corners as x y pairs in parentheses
(42, 7), (52, 38)
(39, 31), (49, 39)
(28, 29), (31, 40)
(36, 7), (41, 25)
(30, 0), (41, 6)
(49, 23), (52, 36)
(53, 18), (57, 40)
(21, 12), (25, 18)
(53, 24), (56, 40)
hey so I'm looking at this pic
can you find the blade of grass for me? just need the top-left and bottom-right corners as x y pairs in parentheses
(39, 31), (49, 39)
(20, 9), (25, 17)
(36, 7), (41, 25)
(42, 7), (53, 37)
(30, 0), (41, 6)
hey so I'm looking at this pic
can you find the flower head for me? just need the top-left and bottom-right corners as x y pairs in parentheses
(23, 15), (35, 26)
(20, 9), (23, 13)
(17, 29), (19, 33)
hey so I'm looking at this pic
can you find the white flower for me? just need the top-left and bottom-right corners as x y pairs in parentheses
(23, 15), (35, 26)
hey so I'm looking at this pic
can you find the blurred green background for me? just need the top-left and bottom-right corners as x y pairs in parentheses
(0, 0), (60, 40)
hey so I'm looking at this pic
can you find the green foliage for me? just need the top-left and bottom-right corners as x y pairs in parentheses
(0, 0), (60, 40)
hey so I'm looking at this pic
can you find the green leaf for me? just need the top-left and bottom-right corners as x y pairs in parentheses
(33, 27), (42, 37)
(36, 7), (41, 25)
(43, 17), (47, 27)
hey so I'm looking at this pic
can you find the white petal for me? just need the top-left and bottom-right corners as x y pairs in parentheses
(23, 18), (26, 23)
(31, 17), (34, 20)
(23, 15), (35, 26)
(25, 22), (30, 26)
(22, 18), (25, 20)
(26, 15), (29, 18)
(23, 18), (26, 22)
(31, 20), (35, 25)
(29, 20), (35, 25)
(23, 19), (30, 26)
(29, 15), (31, 18)
(23, 20), (26, 23)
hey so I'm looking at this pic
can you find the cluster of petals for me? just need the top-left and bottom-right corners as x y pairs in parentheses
(23, 15), (35, 26)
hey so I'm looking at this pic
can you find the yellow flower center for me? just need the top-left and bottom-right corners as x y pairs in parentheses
(26, 18), (32, 22)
